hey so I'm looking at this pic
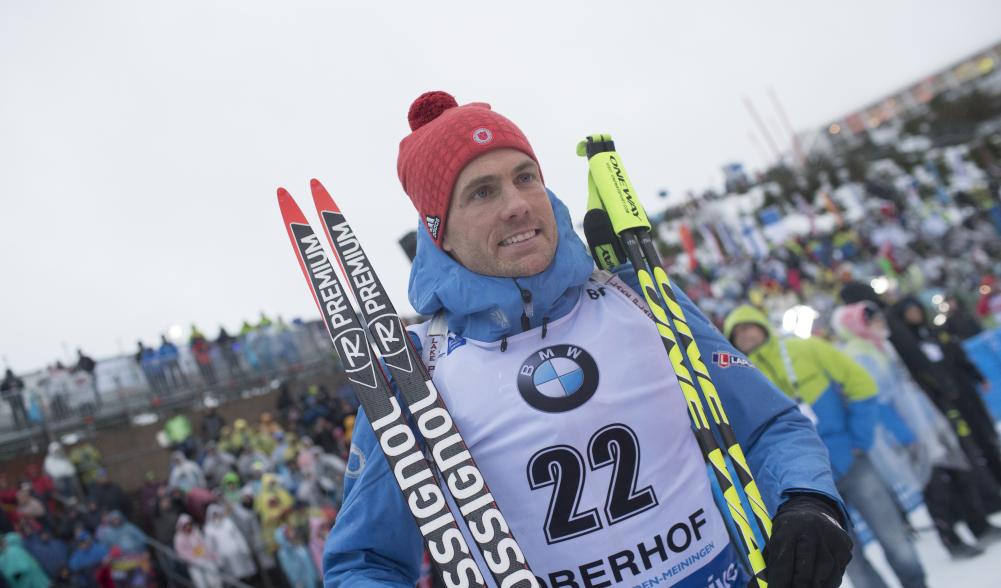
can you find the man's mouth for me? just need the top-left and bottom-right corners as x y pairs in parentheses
(499, 229), (539, 247)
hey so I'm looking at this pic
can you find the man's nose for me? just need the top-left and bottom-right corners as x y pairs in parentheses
(499, 185), (530, 220)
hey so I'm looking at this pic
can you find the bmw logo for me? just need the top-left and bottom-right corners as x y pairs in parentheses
(517, 344), (599, 412)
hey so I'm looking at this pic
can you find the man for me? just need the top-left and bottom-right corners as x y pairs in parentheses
(68, 441), (103, 487)
(168, 451), (207, 493)
(22, 524), (69, 580)
(201, 406), (226, 444)
(137, 341), (167, 396)
(0, 532), (49, 588)
(724, 305), (927, 588)
(159, 335), (188, 389)
(324, 92), (851, 587)
(165, 408), (194, 454)
(0, 369), (27, 431)
(216, 327), (244, 378)
(189, 326), (218, 386)
(87, 469), (132, 520)
(842, 282), (1001, 490)
(891, 296), (1001, 482)
(75, 349), (100, 408)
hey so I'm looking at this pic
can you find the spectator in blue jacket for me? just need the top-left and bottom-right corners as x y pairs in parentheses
(276, 526), (317, 588)
(22, 525), (68, 580)
(67, 531), (108, 588)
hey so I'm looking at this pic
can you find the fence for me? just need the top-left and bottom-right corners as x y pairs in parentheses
(0, 320), (340, 455)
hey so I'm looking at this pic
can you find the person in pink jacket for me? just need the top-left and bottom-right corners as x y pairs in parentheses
(172, 514), (220, 588)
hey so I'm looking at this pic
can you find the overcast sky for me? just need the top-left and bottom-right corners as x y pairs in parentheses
(3, 0), (1001, 372)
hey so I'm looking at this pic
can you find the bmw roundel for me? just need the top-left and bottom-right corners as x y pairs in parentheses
(517, 344), (599, 412)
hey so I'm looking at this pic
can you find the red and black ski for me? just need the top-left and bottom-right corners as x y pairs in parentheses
(310, 179), (536, 588)
(277, 188), (486, 587)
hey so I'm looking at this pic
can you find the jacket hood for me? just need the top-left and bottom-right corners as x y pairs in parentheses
(723, 304), (781, 372)
(890, 296), (927, 326)
(723, 305), (775, 341)
(831, 303), (888, 353)
(407, 189), (594, 342)
(205, 504), (225, 524)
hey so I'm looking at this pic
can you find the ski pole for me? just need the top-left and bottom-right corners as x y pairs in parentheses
(577, 135), (770, 588)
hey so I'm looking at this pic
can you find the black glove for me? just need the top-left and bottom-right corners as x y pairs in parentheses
(759, 494), (853, 588)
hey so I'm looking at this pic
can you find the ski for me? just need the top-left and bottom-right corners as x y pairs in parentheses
(309, 179), (537, 588)
(277, 188), (486, 588)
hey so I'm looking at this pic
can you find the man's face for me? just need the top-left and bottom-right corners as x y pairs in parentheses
(442, 149), (557, 277)
(903, 305), (924, 326)
(732, 323), (768, 354)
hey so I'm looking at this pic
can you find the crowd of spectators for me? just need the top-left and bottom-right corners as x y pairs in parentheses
(0, 375), (356, 588)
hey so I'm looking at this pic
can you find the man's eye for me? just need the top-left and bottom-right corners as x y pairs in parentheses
(471, 187), (491, 200)
(517, 172), (535, 183)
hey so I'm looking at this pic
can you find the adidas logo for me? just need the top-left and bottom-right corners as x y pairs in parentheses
(425, 215), (441, 240)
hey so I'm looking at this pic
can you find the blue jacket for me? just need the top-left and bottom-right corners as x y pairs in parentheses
(323, 190), (841, 587)
(23, 534), (68, 579)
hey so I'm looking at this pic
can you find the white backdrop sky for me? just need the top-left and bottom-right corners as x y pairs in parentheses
(3, 1), (1001, 371)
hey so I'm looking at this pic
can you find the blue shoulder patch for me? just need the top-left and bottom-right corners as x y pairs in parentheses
(447, 334), (466, 355)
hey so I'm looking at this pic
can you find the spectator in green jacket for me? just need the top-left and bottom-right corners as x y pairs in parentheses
(165, 409), (194, 454)
(725, 304), (929, 588)
(68, 442), (103, 487)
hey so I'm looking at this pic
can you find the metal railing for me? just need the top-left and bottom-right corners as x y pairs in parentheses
(0, 320), (344, 458)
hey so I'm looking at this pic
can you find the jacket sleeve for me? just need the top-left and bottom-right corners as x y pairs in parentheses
(810, 338), (879, 452)
(612, 266), (844, 516)
(322, 406), (423, 588)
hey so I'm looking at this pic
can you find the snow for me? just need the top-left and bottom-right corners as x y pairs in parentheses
(844, 507), (1001, 588)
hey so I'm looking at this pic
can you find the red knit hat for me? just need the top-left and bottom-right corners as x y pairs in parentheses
(397, 91), (539, 247)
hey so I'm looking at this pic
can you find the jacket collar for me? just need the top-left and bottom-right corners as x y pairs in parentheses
(408, 189), (594, 342)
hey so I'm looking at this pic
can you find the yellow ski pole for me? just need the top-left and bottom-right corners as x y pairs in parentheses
(578, 134), (771, 588)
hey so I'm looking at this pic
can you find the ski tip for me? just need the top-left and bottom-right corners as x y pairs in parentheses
(276, 187), (308, 223)
(310, 178), (340, 212)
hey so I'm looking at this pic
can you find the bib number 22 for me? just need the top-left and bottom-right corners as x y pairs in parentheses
(527, 423), (658, 544)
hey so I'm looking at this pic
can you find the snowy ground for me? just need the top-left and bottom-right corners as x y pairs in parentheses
(845, 507), (1001, 587)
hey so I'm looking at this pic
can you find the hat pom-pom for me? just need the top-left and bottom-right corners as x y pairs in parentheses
(408, 91), (458, 131)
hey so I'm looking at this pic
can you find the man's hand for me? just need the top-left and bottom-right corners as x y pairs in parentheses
(761, 494), (853, 588)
